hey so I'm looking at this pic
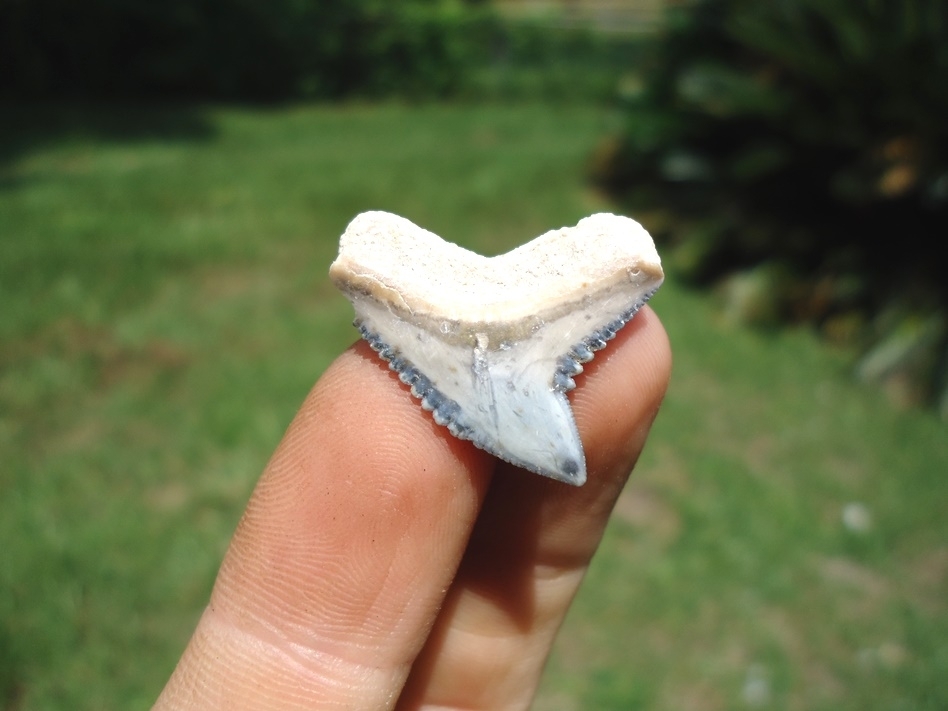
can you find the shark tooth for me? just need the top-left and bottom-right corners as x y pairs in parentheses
(329, 211), (663, 486)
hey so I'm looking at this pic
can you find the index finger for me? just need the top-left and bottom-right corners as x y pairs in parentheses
(154, 339), (495, 710)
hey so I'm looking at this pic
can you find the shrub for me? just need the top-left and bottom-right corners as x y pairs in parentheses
(0, 0), (643, 104)
(593, 0), (948, 412)
(0, 0), (496, 100)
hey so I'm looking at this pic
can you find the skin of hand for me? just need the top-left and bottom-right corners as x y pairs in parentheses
(153, 306), (671, 710)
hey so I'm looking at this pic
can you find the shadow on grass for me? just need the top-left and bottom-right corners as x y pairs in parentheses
(0, 101), (216, 186)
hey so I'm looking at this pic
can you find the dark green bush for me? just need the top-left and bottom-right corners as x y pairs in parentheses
(593, 0), (948, 411)
(0, 0), (636, 103)
(0, 0), (497, 100)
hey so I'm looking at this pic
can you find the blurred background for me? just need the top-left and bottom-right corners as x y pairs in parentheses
(1, 0), (946, 708)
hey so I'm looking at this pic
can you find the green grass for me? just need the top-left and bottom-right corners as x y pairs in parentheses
(1, 103), (946, 710)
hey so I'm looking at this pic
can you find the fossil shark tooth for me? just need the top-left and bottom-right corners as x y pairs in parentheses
(329, 211), (663, 486)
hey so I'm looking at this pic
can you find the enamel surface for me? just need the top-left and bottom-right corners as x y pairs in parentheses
(329, 211), (663, 485)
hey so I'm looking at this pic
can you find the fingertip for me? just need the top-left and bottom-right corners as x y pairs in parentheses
(218, 341), (495, 637)
(310, 340), (496, 488)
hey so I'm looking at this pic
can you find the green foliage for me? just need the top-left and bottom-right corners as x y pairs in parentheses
(0, 0), (638, 103)
(0, 0), (498, 100)
(593, 0), (948, 410)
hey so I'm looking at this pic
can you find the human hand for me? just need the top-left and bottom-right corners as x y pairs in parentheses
(153, 307), (671, 710)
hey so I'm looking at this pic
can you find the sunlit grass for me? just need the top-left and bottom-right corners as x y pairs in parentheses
(1, 103), (945, 710)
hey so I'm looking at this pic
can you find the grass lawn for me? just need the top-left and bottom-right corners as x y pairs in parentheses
(1, 102), (946, 710)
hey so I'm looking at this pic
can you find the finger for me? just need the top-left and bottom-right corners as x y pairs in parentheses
(395, 306), (672, 709)
(153, 341), (496, 711)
